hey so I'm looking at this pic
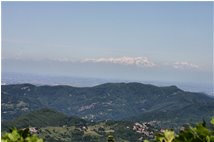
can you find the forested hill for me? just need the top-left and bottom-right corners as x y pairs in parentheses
(2, 83), (214, 124)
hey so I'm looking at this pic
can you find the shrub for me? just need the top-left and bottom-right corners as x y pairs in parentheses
(1, 128), (43, 142)
(145, 117), (214, 142)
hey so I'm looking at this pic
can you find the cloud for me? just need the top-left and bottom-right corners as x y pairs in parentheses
(82, 56), (156, 67)
(173, 61), (199, 69)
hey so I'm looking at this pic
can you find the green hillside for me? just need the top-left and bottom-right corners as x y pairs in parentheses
(2, 108), (65, 130)
(2, 83), (214, 126)
(2, 108), (161, 142)
(2, 108), (86, 131)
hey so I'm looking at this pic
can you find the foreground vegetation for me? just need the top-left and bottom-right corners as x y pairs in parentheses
(2, 117), (214, 142)
(146, 118), (214, 142)
(1, 128), (43, 142)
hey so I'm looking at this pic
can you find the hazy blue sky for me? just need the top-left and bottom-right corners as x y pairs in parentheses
(2, 2), (213, 85)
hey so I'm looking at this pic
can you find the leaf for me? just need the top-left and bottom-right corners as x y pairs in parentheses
(210, 117), (214, 125)
(36, 139), (43, 142)
(2, 128), (43, 142)
(209, 136), (214, 141)
(163, 130), (175, 142)
(206, 136), (210, 142)
(195, 123), (210, 137)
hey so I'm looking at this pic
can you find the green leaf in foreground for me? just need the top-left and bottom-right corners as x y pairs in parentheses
(146, 117), (214, 142)
(1, 128), (43, 142)
(155, 130), (175, 142)
(210, 118), (214, 125)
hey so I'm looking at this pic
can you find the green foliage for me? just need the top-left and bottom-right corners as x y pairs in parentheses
(155, 130), (175, 142)
(1, 128), (43, 142)
(211, 118), (214, 125)
(146, 117), (214, 142)
(175, 122), (214, 142)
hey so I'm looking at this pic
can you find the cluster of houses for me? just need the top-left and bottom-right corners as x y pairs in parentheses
(133, 121), (158, 139)
(22, 127), (40, 134)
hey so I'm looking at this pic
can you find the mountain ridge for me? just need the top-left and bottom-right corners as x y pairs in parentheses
(2, 82), (214, 125)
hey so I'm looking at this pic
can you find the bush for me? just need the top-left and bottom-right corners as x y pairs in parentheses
(1, 128), (43, 142)
(145, 117), (214, 142)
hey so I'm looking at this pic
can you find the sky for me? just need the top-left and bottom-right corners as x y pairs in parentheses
(1, 2), (213, 86)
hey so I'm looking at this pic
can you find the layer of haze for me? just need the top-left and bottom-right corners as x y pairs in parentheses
(2, 2), (213, 86)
